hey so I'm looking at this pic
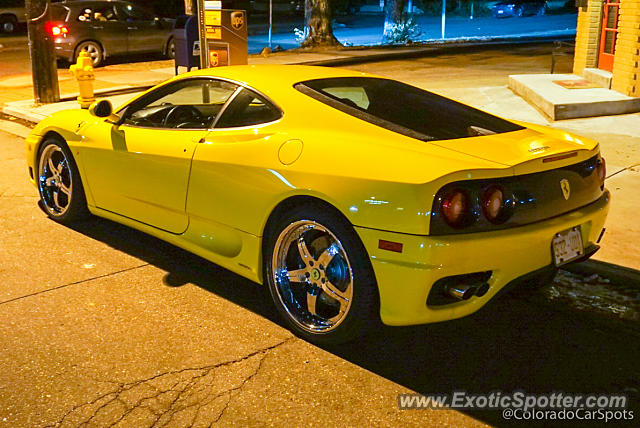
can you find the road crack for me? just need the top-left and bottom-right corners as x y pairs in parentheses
(47, 337), (294, 427)
(0, 264), (150, 306)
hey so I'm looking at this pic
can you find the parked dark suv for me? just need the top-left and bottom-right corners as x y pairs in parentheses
(49, 1), (175, 67)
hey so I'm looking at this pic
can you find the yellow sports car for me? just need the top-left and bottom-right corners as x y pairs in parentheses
(25, 65), (609, 344)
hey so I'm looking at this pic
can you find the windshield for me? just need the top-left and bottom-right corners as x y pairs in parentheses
(295, 77), (524, 141)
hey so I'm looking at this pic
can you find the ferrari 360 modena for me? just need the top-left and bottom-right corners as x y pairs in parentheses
(25, 65), (609, 344)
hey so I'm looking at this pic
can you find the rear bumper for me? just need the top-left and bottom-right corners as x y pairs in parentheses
(53, 37), (76, 62)
(355, 190), (610, 326)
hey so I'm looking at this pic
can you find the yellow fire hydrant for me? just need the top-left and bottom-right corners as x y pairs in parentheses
(69, 51), (96, 109)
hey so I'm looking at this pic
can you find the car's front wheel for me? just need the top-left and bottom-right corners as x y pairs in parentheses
(264, 205), (379, 345)
(37, 138), (90, 224)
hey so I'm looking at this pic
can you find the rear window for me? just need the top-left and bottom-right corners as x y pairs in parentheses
(51, 5), (69, 21)
(295, 77), (523, 141)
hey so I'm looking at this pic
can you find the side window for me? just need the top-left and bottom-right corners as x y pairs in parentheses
(76, 6), (117, 22)
(118, 3), (154, 21)
(215, 89), (282, 128)
(124, 79), (238, 129)
(322, 86), (370, 109)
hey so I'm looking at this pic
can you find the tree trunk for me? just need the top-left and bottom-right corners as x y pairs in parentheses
(383, 0), (407, 42)
(25, 0), (59, 103)
(301, 0), (341, 48)
(184, 0), (197, 15)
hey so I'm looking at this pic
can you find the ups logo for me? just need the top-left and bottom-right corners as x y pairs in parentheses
(231, 11), (244, 31)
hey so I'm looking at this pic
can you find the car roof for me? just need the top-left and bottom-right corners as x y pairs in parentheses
(179, 64), (376, 98)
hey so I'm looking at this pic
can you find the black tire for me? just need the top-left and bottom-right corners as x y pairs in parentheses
(37, 138), (90, 224)
(0, 15), (18, 34)
(537, 4), (547, 15)
(263, 204), (379, 345)
(515, 6), (524, 17)
(166, 37), (176, 60)
(75, 41), (103, 67)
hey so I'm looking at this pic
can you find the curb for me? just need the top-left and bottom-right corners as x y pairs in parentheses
(563, 259), (640, 286)
(295, 35), (575, 66)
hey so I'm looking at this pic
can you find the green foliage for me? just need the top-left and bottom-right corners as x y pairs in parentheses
(384, 15), (422, 44)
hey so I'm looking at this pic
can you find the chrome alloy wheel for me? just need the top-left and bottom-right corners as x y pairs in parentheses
(38, 144), (73, 216)
(271, 220), (354, 333)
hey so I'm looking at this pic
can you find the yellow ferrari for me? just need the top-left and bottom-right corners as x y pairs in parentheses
(25, 65), (609, 344)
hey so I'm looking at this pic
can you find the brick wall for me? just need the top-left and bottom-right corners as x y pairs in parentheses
(573, 0), (604, 74)
(611, 0), (640, 96)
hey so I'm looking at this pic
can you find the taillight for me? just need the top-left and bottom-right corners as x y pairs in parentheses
(481, 186), (511, 224)
(441, 189), (469, 228)
(597, 157), (606, 190)
(45, 22), (68, 37)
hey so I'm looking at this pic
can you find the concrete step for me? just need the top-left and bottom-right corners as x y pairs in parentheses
(508, 73), (640, 120)
(583, 68), (613, 89)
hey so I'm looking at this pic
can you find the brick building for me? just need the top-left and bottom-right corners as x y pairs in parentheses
(573, 0), (640, 97)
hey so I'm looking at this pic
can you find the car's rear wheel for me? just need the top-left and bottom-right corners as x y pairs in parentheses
(537, 4), (547, 15)
(264, 205), (379, 345)
(0, 15), (18, 34)
(37, 138), (90, 224)
(75, 41), (103, 67)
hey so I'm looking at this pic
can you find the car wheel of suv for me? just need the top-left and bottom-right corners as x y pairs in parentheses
(0, 15), (18, 34)
(263, 204), (379, 345)
(75, 41), (103, 67)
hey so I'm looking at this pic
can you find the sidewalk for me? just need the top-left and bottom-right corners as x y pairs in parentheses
(0, 38), (573, 122)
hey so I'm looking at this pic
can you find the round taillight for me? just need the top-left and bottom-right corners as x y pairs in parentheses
(441, 190), (469, 228)
(482, 186), (504, 223)
(597, 157), (606, 189)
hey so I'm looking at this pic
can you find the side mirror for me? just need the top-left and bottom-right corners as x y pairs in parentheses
(89, 99), (112, 117)
(89, 100), (124, 125)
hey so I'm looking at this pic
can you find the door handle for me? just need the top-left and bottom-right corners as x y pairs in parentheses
(127, 26), (138, 30)
(91, 26), (104, 30)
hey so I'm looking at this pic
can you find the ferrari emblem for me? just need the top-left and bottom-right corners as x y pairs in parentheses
(560, 179), (571, 200)
(231, 11), (244, 30)
(310, 269), (321, 281)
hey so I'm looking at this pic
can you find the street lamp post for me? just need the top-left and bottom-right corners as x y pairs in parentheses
(441, 0), (446, 39)
(269, 0), (273, 47)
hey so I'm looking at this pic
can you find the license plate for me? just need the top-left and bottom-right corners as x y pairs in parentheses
(552, 226), (584, 266)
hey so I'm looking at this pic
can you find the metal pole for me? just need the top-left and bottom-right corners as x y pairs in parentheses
(441, 0), (446, 40)
(25, 0), (59, 103)
(197, 0), (209, 68)
(407, 0), (413, 14)
(470, 1), (474, 20)
(268, 0), (272, 48)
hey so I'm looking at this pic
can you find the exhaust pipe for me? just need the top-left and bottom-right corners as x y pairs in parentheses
(445, 282), (490, 300)
(445, 283), (477, 300)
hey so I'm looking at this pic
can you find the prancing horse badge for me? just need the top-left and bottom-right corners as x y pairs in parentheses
(560, 179), (570, 200)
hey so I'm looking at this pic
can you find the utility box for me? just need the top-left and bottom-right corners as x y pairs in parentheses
(172, 15), (200, 74)
(201, 8), (248, 67)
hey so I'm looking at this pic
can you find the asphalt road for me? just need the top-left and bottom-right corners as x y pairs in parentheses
(1, 122), (639, 426)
